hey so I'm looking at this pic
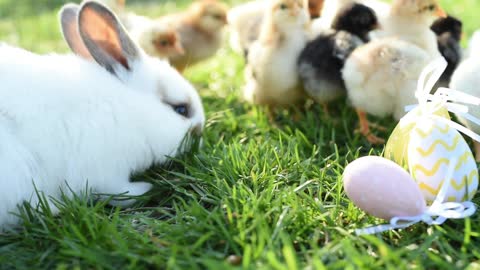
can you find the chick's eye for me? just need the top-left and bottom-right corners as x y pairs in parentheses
(279, 3), (288, 9)
(173, 104), (189, 117)
(428, 4), (435, 10)
(213, 14), (223, 20)
(160, 40), (169, 46)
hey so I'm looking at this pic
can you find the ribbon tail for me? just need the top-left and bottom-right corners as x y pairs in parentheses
(435, 87), (480, 106)
(355, 222), (415, 236)
(356, 216), (423, 235)
(416, 58), (448, 104)
(431, 116), (480, 143)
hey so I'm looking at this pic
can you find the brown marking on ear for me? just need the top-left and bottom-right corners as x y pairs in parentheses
(80, 5), (129, 69)
(95, 40), (130, 69)
(78, 1), (139, 75)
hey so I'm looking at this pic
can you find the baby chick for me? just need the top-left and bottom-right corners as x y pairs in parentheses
(450, 31), (480, 160)
(430, 15), (463, 87)
(158, 0), (228, 72)
(244, 0), (310, 107)
(94, 0), (184, 60)
(227, 1), (266, 57)
(378, 0), (447, 57)
(298, 3), (379, 107)
(227, 0), (323, 57)
(315, 0), (387, 31)
(342, 38), (431, 144)
(124, 14), (185, 59)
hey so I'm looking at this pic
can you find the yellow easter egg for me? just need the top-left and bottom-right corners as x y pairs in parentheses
(385, 104), (450, 168)
(385, 120), (415, 168)
(408, 118), (479, 203)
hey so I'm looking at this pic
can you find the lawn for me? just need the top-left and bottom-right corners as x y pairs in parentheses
(1, 0), (480, 269)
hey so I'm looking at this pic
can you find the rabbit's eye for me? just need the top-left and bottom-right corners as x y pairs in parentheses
(173, 104), (189, 117)
(160, 40), (169, 46)
(212, 14), (223, 20)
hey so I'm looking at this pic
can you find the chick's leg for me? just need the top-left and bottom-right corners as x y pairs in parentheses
(355, 109), (385, 144)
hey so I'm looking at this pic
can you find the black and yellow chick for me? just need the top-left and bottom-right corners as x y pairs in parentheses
(298, 3), (379, 107)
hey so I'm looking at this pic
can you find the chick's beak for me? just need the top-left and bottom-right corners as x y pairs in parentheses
(436, 6), (447, 18)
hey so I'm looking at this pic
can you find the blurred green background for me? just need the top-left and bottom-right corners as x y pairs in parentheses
(0, 0), (479, 54)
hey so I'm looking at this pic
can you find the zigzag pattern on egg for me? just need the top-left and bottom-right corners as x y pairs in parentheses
(412, 150), (472, 175)
(415, 136), (460, 157)
(415, 124), (450, 138)
(408, 120), (479, 203)
(418, 169), (478, 201)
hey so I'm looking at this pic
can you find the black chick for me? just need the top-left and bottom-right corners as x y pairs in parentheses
(430, 15), (463, 87)
(298, 3), (379, 107)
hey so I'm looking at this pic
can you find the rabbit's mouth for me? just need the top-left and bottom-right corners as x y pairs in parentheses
(191, 124), (204, 136)
(179, 132), (203, 155)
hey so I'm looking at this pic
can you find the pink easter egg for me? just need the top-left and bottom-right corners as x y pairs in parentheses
(343, 156), (427, 220)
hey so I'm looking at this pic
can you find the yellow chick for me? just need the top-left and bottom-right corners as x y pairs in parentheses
(376, 0), (447, 57)
(243, 0), (310, 107)
(125, 14), (185, 59)
(90, 0), (184, 60)
(158, 0), (228, 72)
(340, 0), (447, 144)
(228, 0), (323, 56)
(227, 0), (267, 56)
(342, 38), (431, 144)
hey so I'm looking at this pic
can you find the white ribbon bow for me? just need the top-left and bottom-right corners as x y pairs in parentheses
(356, 58), (479, 235)
(403, 57), (480, 142)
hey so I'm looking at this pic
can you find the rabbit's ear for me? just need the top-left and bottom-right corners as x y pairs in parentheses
(59, 3), (93, 60)
(78, 1), (139, 76)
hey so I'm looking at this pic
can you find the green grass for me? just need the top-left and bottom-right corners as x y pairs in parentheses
(1, 0), (480, 269)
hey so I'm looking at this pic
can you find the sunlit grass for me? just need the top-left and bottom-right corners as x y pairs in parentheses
(0, 0), (480, 269)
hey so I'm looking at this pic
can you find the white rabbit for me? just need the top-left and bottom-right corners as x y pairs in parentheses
(0, 1), (205, 229)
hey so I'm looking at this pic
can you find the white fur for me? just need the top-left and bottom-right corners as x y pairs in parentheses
(0, 19), (204, 228)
